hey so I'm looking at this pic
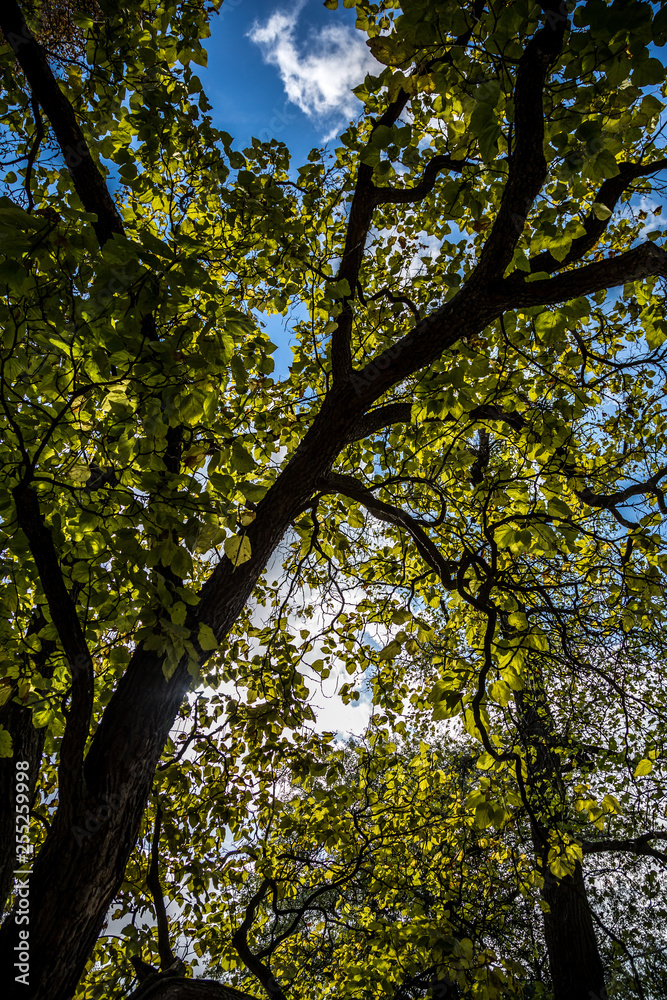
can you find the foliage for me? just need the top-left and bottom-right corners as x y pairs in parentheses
(1, 1), (667, 999)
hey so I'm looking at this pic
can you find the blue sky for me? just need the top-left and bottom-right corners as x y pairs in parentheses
(201, 0), (377, 165)
(195, 2), (667, 378)
(198, 0), (381, 374)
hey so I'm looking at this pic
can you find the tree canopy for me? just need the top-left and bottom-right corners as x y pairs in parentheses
(1, 0), (667, 998)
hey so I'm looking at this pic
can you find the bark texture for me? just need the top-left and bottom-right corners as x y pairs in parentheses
(541, 864), (607, 1000)
(515, 685), (607, 1000)
(127, 974), (258, 1000)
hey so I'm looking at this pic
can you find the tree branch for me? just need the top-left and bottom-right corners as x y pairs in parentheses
(582, 831), (667, 865)
(498, 240), (667, 309)
(529, 158), (667, 274)
(0, 0), (123, 245)
(24, 94), (44, 212)
(316, 472), (458, 587)
(147, 805), (178, 971)
(12, 485), (94, 810)
(575, 464), (667, 520)
(373, 154), (470, 205)
(231, 880), (287, 1000)
(358, 282), (421, 322)
(330, 87), (411, 382)
(475, 0), (569, 278)
(346, 402), (413, 442)
(330, 1), (488, 382)
(345, 400), (526, 443)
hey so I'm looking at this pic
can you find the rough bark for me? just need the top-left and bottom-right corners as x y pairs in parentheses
(515, 683), (607, 1000)
(126, 974), (258, 1000)
(540, 863), (607, 1000)
(0, 699), (47, 913)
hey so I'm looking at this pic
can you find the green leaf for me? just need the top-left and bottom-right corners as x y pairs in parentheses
(231, 440), (256, 474)
(224, 534), (252, 567)
(489, 680), (512, 706)
(378, 639), (402, 661)
(548, 234), (572, 262)
(0, 725), (12, 758)
(592, 202), (612, 221)
(592, 148), (620, 179)
(198, 624), (218, 651)
(67, 463), (92, 484)
(632, 57), (665, 87)
(366, 35), (414, 66)
(501, 666), (524, 691)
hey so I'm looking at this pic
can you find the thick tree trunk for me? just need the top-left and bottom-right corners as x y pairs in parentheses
(0, 699), (48, 913)
(0, 387), (403, 999)
(0, 644), (191, 1000)
(541, 863), (606, 1000)
(514, 682), (607, 1000)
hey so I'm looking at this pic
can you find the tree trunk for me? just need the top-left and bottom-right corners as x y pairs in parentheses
(541, 862), (607, 1000)
(514, 677), (607, 1000)
(0, 387), (402, 999)
(0, 699), (48, 913)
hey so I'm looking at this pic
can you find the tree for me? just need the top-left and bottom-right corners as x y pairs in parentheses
(1, 0), (667, 998)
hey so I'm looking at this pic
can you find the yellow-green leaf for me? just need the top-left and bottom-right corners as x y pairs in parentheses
(634, 758), (653, 777)
(224, 534), (252, 567)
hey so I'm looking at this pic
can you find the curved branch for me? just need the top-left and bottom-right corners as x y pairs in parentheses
(475, 0), (569, 277)
(317, 472), (458, 588)
(575, 464), (667, 524)
(358, 283), (421, 322)
(373, 154), (471, 205)
(330, 0), (488, 382)
(147, 806), (178, 971)
(582, 831), (667, 865)
(12, 485), (94, 811)
(330, 88), (411, 381)
(529, 157), (667, 274)
(0, 0), (123, 245)
(231, 880), (287, 1000)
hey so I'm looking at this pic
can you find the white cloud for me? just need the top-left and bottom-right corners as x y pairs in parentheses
(248, 5), (377, 131)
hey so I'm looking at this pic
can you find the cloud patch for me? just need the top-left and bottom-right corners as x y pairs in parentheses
(248, 5), (377, 131)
